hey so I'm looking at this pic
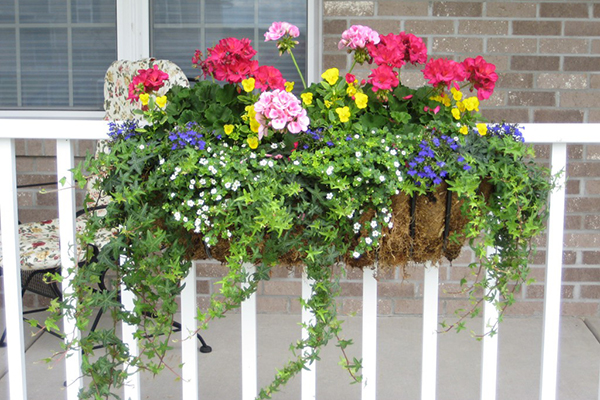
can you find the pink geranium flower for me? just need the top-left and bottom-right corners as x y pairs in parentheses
(264, 22), (300, 41)
(127, 65), (169, 102)
(367, 64), (399, 92)
(201, 37), (258, 84)
(398, 32), (428, 65)
(422, 58), (468, 90)
(253, 89), (309, 139)
(338, 25), (380, 50)
(462, 56), (498, 100)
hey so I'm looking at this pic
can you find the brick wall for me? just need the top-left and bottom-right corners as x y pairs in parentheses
(195, 1), (600, 318)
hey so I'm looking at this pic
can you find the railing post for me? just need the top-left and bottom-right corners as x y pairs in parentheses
(540, 143), (567, 400)
(241, 262), (258, 400)
(362, 265), (378, 400)
(481, 247), (499, 400)
(56, 139), (84, 399)
(0, 138), (28, 400)
(302, 270), (317, 400)
(421, 262), (439, 400)
(181, 262), (199, 400)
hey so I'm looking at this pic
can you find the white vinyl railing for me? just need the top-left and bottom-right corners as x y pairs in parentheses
(0, 119), (598, 400)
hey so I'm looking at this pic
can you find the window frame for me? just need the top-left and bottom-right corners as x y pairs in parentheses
(1, 0), (321, 119)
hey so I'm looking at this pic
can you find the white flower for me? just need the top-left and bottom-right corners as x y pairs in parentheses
(271, 143), (278, 149)
(187, 200), (195, 207)
(355, 151), (362, 158)
(190, 179), (196, 185)
(356, 177), (362, 182)
(365, 237), (372, 245)
(371, 129), (376, 134)
(170, 192), (176, 198)
(210, 188), (217, 195)
(182, 216), (188, 222)
(225, 182), (232, 189)
(370, 220), (378, 228)
(453, 136), (459, 141)
(202, 205), (209, 212)
(293, 160), (300, 166)
(227, 230), (232, 238)
(372, 230), (380, 237)
(268, 160), (274, 168)
(139, 144), (145, 150)
(250, 153), (257, 159)
(379, 176), (385, 182)
(353, 251), (361, 259)
(159, 158), (165, 165)
(353, 222), (361, 231)
(382, 208), (388, 213)
(326, 193), (333, 200)
(326, 166), (334, 176)
(174, 212), (181, 221)
(207, 146), (212, 152)
(200, 178), (206, 185)
(390, 149), (397, 156)
(170, 174), (177, 181)
(388, 222), (394, 229)
(215, 195), (222, 201)
(354, 134), (359, 139)
(259, 159), (268, 167)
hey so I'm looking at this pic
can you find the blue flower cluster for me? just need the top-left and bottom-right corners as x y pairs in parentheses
(406, 134), (471, 187)
(107, 120), (140, 141)
(168, 122), (206, 150)
(488, 123), (525, 142)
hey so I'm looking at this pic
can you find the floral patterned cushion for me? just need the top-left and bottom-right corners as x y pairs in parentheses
(103, 58), (190, 122)
(0, 218), (117, 271)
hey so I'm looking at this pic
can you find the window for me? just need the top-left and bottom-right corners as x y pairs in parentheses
(150, 0), (307, 87)
(0, 1), (117, 110)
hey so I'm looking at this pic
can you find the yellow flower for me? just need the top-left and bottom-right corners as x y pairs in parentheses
(476, 123), (488, 136)
(355, 92), (368, 109)
(247, 136), (259, 149)
(139, 93), (150, 106)
(459, 125), (469, 135)
(456, 101), (466, 113)
(242, 78), (255, 92)
(335, 106), (351, 123)
(285, 81), (294, 92)
(249, 119), (260, 133)
(451, 108), (461, 120)
(324, 100), (332, 109)
(224, 124), (234, 135)
(463, 97), (480, 112)
(301, 92), (313, 105)
(155, 95), (167, 108)
(430, 95), (450, 107)
(451, 87), (463, 101)
(321, 68), (339, 86)
(346, 85), (357, 97)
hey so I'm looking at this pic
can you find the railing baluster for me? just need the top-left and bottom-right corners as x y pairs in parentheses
(421, 261), (439, 400)
(121, 255), (141, 400)
(56, 139), (84, 398)
(0, 138), (28, 400)
(481, 248), (499, 400)
(302, 270), (317, 400)
(181, 262), (199, 400)
(361, 265), (378, 400)
(540, 143), (567, 400)
(241, 262), (258, 400)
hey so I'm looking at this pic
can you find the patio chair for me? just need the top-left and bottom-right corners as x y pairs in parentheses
(0, 58), (211, 353)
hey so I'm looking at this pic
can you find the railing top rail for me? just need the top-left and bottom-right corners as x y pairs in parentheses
(0, 119), (599, 143)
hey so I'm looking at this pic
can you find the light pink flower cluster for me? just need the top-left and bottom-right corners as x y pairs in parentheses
(253, 89), (309, 139)
(338, 25), (380, 50)
(264, 22), (300, 42)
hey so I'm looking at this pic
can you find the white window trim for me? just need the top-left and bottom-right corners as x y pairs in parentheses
(3, 0), (321, 119)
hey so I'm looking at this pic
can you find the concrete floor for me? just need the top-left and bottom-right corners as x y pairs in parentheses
(0, 310), (598, 400)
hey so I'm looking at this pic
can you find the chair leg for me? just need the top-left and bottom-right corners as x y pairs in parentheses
(171, 320), (212, 353)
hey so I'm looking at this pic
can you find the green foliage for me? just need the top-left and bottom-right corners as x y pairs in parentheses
(50, 67), (554, 400)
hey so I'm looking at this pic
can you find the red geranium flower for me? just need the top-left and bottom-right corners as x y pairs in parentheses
(253, 65), (286, 91)
(202, 37), (258, 84)
(367, 33), (406, 68)
(422, 58), (467, 90)
(368, 64), (399, 92)
(398, 32), (428, 65)
(462, 56), (498, 100)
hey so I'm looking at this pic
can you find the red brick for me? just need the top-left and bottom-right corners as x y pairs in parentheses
(588, 145), (600, 160)
(565, 21), (600, 37)
(566, 179), (580, 195)
(561, 302), (598, 317)
(432, 2), (482, 17)
(507, 91), (556, 107)
(486, 3), (536, 18)
(584, 215), (600, 230)
(482, 108), (530, 123)
(503, 301), (543, 316)
(562, 267), (600, 281)
(537, 73), (588, 90)
(377, 1), (428, 16)
(512, 56), (560, 71)
(564, 233), (600, 248)
(324, 1), (374, 17)
(565, 215), (582, 230)
(256, 296), (289, 313)
(323, 19), (347, 35)
(404, 20), (455, 36)
(540, 3), (589, 19)
(378, 281), (415, 297)
(458, 20), (508, 36)
(539, 39), (590, 55)
(567, 162), (600, 177)
(534, 110), (583, 123)
(585, 180), (600, 195)
(569, 144), (584, 159)
(350, 19), (399, 35)
(566, 197), (600, 213)
(262, 280), (301, 296)
(564, 57), (600, 72)
(496, 73), (534, 89)
(581, 285), (600, 299)
(582, 251), (599, 265)
(431, 37), (483, 54)
(525, 284), (574, 299)
(561, 92), (600, 109)
(513, 21), (562, 36)
(488, 38), (536, 54)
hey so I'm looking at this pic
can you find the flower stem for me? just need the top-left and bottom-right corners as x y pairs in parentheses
(347, 58), (358, 75)
(289, 49), (307, 89)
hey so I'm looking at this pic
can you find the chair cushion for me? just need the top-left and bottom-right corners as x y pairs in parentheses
(0, 218), (116, 271)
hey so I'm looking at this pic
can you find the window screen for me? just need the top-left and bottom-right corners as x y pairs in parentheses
(0, 0), (117, 110)
(150, 0), (307, 87)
